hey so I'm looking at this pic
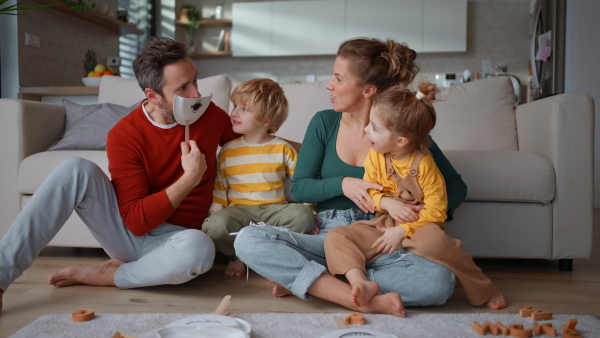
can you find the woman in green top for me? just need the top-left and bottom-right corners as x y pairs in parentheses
(235, 38), (467, 317)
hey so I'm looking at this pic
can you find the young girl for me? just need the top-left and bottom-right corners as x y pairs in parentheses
(324, 83), (506, 310)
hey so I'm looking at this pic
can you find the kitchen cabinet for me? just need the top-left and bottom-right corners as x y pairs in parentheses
(232, 0), (466, 57)
(423, 0), (467, 52)
(346, 0), (423, 51)
(232, 2), (271, 57)
(271, 0), (344, 56)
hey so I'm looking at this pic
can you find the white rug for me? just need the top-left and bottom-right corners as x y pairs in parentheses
(11, 312), (600, 338)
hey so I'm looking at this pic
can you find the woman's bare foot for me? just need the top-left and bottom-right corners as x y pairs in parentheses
(358, 292), (406, 317)
(486, 291), (507, 309)
(272, 283), (293, 297)
(47, 258), (125, 287)
(224, 259), (246, 277)
(351, 280), (381, 307)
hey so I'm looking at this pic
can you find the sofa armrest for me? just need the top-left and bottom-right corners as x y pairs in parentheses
(516, 93), (595, 259)
(0, 99), (66, 232)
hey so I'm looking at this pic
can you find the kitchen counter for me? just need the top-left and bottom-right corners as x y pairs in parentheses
(19, 86), (99, 101)
(19, 86), (99, 104)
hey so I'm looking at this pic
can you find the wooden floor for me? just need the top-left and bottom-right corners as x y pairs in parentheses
(1, 210), (599, 337)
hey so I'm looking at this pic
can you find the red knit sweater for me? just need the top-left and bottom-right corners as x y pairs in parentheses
(106, 101), (239, 236)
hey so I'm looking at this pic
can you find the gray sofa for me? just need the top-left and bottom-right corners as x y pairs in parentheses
(0, 75), (594, 271)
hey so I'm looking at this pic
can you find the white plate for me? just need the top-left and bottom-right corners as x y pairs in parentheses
(162, 314), (251, 334)
(320, 328), (399, 338)
(158, 326), (249, 338)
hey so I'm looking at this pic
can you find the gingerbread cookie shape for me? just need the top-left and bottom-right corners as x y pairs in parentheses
(344, 312), (366, 325)
(71, 309), (95, 322)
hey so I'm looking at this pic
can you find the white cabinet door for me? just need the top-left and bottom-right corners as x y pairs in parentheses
(232, 2), (272, 57)
(423, 0), (467, 52)
(271, 0), (345, 56)
(346, 0), (423, 52)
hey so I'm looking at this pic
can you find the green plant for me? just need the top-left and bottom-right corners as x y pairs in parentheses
(0, 0), (59, 15)
(181, 3), (201, 31)
(181, 4), (201, 51)
(61, 0), (95, 12)
(83, 48), (97, 74)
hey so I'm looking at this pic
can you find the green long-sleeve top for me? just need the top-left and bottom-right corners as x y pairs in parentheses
(291, 110), (467, 222)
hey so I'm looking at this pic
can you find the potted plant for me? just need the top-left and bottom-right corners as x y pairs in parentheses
(0, 0), (59, 14)
(180, 3), (201, 52)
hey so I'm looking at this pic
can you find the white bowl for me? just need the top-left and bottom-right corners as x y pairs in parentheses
(82, 77), (102, 87)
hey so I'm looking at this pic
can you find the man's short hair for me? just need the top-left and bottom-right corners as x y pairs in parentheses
(133, 37), (188, 96)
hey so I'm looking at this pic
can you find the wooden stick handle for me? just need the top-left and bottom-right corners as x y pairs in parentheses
(214, 295), (232, 315)
(185, 120), (190, 143)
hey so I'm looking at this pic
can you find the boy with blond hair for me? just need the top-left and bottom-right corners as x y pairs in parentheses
(203, 78), (314, 276)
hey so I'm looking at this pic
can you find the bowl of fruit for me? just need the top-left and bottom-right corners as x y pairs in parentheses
(81, 49), (119, 87)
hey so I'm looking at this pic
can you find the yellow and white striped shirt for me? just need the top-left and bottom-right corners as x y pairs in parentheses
(211, 136), (297, 208)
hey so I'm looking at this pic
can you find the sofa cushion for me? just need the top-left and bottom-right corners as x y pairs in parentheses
(278, 80), (332, 143)
(18, 151), (108, 194)
(48, 99), (139, 151)
(444, 150), (555, 203)
(431, 77), (518, 151)
(98, 75), (232, 113)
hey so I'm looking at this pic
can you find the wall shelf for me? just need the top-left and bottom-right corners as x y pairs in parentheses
(33, 0), (143, 35)
(176, 19), (232, 58)
(176, 19), (232, 28)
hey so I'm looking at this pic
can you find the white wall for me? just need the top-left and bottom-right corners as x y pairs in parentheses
(565, 0), (600, 207)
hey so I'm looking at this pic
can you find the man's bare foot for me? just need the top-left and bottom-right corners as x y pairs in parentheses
(224, 259), (246, 277)
(272, 283), (293, 297)
(358, 292), (406, 317)
(48, 258), (125, 287)
(486, 291), (507, 309)
(351, 280), (381, 307)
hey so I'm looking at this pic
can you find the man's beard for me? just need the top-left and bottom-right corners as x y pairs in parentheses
(159, 98), (175, 122)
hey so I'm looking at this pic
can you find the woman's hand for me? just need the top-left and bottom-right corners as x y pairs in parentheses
(372, 226), (407, 255)
(342, 177), (382, 213)
(380, 197), (423, 223)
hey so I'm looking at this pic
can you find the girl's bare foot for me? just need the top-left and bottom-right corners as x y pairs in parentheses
(351, 280), (381, 307)
(486, 291), (507, 309)
(358, 292), (406, 317)
(224, 259), (246, 277)
(272, 283), (293, 297)
(47, 258), (125, 287)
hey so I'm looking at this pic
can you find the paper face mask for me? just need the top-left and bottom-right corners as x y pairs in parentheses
(172, 94), (213, 125)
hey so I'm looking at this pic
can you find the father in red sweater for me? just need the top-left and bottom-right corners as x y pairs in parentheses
(0, 37), (238, 313)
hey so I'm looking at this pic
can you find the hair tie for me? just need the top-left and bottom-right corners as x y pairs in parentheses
(416, 91), (425, 100)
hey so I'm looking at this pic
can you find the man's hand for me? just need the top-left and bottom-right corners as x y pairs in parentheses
(372, 226), (407, 255)
(342, 177), (382, 213)
(380, 197), (423, 223)
(180, 140), (206, 187)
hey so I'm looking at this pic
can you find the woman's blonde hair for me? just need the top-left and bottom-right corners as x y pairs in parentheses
(373, 82), (440, 153)
(230, 78), (289, 133)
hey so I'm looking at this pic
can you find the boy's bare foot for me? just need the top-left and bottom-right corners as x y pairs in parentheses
(224, 259), (246, 277)
(272, 283), (293, 297)
(486, 291), (507, 309)
(48, 258), (125, 287)
(358, 292), (406, 318)
(351, 280), (381, 307)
